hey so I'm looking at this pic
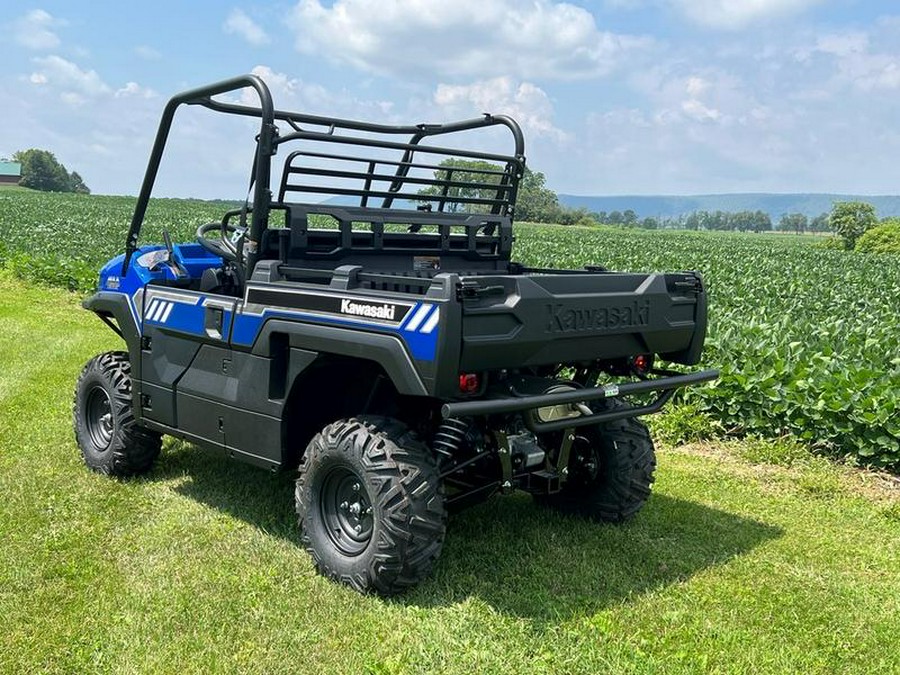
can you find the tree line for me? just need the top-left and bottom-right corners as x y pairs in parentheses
(4, 148), (90, 194)
(633, 210), (831, 233)
(416, 159), (848, 233)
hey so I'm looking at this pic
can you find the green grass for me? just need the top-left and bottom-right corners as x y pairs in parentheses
(2, 275), (900, 674)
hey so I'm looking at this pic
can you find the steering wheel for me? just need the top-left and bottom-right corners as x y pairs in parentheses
(196, 221), (243, 262)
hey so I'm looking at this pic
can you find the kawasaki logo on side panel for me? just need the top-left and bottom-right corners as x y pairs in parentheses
(244, 287), (413, 326)
(340, 299), (397, 321)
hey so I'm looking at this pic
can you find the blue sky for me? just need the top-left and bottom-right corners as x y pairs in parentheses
(2, 1), (899, 199)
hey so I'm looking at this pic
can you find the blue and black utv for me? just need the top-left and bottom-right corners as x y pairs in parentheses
(73, 74), (717, 595)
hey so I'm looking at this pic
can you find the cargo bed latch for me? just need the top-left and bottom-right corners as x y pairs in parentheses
(457, 281), (505, 301)
(672, 274), (703, 293)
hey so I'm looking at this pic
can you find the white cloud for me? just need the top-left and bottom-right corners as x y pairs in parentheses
(814, 32), (868, 57)
(671, 0), (823, 30)
(13, 9), (64, 50)
(60, 92), (85, 106)
(247, 65), (298, 100)
(115, 82), (157, 99)
(800, 30), (900, 92)
(685, 76), (709, 97)
(571, 26), (900, 197)
(247, 65), (396, 119)
(842, 53), (900, 91)
(223, 9), (269, 46)
(30, 56), (111, 102)
(286, 0), (651, 81)
(28, 56), (160, 106)
(603, 0), (647, 8)
(434, 78), (568, 141)
(681, 98), (720, 122)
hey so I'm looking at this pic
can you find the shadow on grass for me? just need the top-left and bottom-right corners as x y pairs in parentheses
(406, 492), (781, 621)
(155, 440), (781, 622)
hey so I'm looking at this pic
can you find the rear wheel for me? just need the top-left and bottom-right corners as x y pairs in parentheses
(295, 416), (446, 595)
(536, 401), (656, 522)
(73, 351), (161, 477)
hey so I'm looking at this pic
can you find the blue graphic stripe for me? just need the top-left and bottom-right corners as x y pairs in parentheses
(233, 301), (441, 361)
(104, 283), (441, 362)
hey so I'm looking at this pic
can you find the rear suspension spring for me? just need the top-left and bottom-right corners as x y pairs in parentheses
(433, 417), (470, 463)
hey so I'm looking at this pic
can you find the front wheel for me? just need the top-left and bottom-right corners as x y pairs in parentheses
(536, 403), (657, 523)
(73, 351), (161, 477)
(295, 416), (446, 595)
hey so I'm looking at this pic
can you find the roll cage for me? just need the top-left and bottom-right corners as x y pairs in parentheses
(121, 74), (526, 278)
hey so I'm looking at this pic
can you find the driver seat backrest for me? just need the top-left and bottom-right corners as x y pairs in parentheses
(199, 267), (241, 297)
(199, 267), (221, 293)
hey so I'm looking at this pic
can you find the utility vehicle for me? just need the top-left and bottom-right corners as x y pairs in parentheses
(73, 74), (718, 594)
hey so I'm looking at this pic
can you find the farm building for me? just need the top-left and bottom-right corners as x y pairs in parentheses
(0, 161), (22, 185)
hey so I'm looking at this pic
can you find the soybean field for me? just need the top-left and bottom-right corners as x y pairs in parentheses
(1, 189), (898, 466)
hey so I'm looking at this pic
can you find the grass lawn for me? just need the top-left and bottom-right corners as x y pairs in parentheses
(1, 274), (899, 674)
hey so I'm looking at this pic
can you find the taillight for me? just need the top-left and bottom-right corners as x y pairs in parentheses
(458, 373), (480, 393)
(631, 354), (652, 375)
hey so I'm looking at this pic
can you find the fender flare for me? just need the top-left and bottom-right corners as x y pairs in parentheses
(82, 292), (143, 377)
(250, 318), (429, 397)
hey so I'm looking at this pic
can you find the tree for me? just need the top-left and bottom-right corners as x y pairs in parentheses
(751, 210), (772, 233)
(12, 148), (90, 194)
(417, 158), (503, 213)
(779, 213), (808, 234)
(830, 201), (877, 250)
(418, 160), (562, 221)
(69, 171), (90, 195)
(515, 167), (559, 222)
(684, 212), (701, 230)
(855, 218), (900, 254)
(730, 211), (750, 231)
(809, 212), (830, 233)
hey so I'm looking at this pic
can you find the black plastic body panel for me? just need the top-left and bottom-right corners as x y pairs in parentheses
(82, 291), (142, 369)
(457, 271), (706, 371)
(247, 318), (429, 396)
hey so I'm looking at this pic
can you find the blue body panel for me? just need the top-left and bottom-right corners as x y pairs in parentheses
(97, 245), (440, 362)
(98, 244), (224, 328)
(99, 244), (222, 291)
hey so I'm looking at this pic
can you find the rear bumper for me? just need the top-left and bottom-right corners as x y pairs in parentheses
(440, 368), (719, 432)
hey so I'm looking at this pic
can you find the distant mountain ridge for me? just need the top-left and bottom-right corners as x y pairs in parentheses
(557, 193), (900, 220)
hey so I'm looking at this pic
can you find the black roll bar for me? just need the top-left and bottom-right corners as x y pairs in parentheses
(120, 74), (526, 278)
(122, 74), (277, 276)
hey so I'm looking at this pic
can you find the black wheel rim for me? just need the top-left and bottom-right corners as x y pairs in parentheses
(85, 385), (114, 451)
(319, 466), (374, 556)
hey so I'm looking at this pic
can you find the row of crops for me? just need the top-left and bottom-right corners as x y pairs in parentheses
(2, 189), (899, 466)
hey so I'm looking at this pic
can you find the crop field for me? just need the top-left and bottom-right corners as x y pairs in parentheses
(1, 189), (899, 466)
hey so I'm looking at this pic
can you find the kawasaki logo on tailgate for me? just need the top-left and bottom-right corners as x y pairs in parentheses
(546, 300), (650, 333)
